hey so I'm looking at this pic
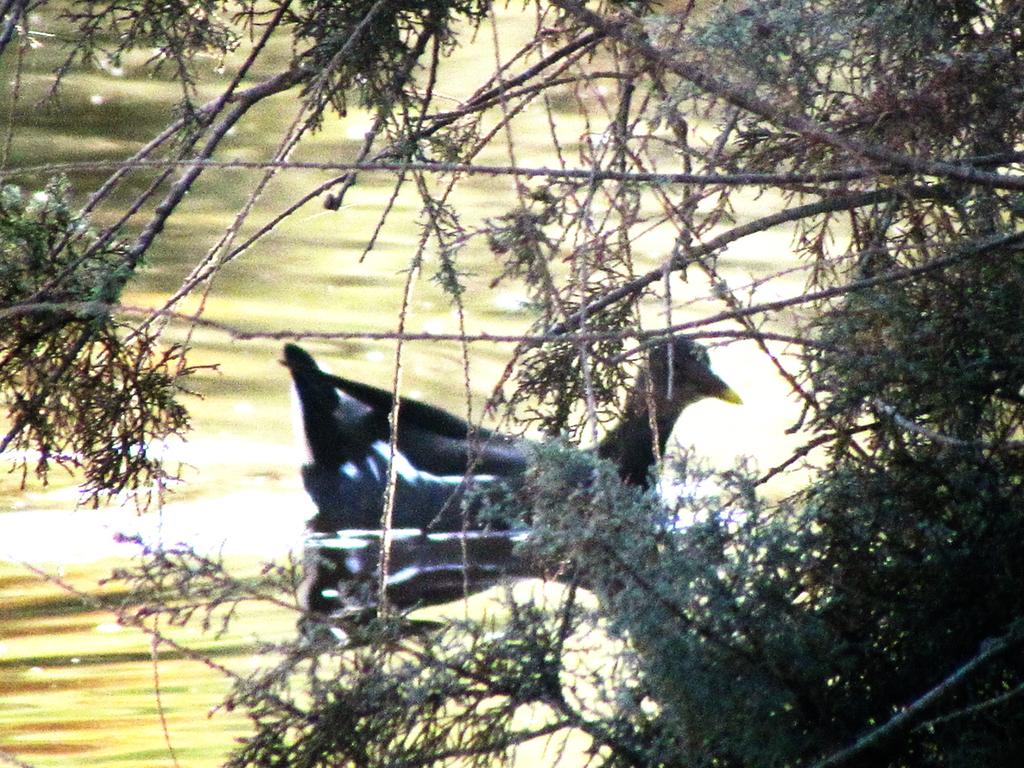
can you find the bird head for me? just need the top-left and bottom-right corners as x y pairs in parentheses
(644, 336), (743, 415)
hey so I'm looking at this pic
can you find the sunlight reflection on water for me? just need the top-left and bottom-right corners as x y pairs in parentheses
(0, 488), (308, 564)
(1, 438), (309, 564)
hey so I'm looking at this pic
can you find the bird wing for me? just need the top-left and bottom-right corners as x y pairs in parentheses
(285, 343), (529, 475)
(311, 369), (528, 477)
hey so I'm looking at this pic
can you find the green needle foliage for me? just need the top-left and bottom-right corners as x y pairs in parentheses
(0, 180), (194, 504)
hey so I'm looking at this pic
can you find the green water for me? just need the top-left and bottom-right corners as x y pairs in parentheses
(0, 8), (807, 766)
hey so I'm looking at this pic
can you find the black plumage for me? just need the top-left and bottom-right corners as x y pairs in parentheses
(282, 338), (740, 614)
(284, 342), (527, 533)
(597, 340), (743, 486)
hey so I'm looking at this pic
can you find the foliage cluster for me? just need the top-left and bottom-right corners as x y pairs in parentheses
(59, 0), (240, 103)
(0, 180), (193, 503)
(292, 0), (492, 122)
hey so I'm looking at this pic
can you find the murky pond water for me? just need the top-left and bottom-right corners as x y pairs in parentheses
(1, 8), (809, 766)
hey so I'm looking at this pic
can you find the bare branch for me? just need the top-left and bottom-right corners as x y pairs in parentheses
(873, 399), (1024, 451)
(549, 0), (1024, 191)
(809, 620), (1024, 768)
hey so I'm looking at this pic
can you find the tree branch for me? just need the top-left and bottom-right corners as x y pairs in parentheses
(809, 620), (1024, 768)
(549, 0), (1024, 191)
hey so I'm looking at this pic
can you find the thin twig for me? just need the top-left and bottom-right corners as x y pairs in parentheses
(12, 559), (310, 721)
(0, 748), (36, 768)
(549, 0), (1024, 191)
(122, 68), (305, 272)
(873, 399), (1024, 450)
(917, 679), (1024, 730)
(546, 187), (942, 337)
(0, 156), (971, 187)
(808, 620), (1024, 768)
(553, 223), (1024, 341)
(150, 623), (182, 768)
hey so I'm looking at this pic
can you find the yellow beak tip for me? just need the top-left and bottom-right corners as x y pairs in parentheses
(718, 387), (743, 405)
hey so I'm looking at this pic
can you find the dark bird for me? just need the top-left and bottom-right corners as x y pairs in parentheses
(283, 342), (528, 534)
(282, 338), (740, 614)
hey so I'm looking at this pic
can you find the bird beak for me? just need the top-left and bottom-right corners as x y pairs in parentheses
(716, 386), (743, 405)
